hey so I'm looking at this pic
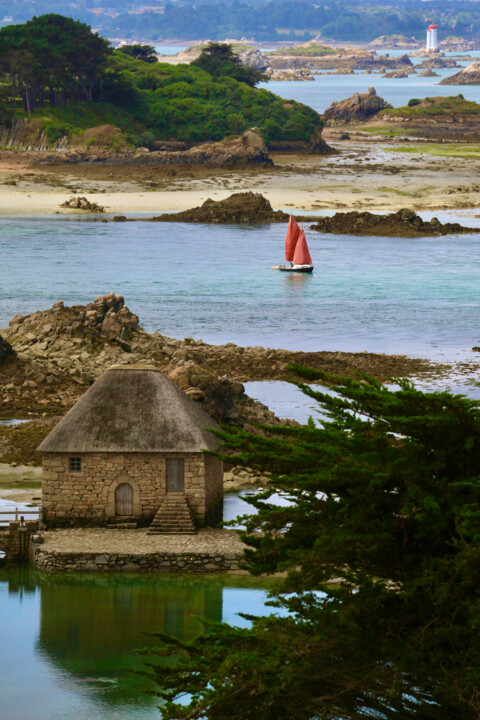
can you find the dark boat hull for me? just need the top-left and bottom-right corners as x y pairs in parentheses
(279, 265), (314, 273)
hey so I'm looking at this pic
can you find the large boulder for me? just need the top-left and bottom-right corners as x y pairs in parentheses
(239, 48), (267, 70)
(440, 62), (480, 85)
(152, 192), (290, 223)
(323, 88), (392, 125)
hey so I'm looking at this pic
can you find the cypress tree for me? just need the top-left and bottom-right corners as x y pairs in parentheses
(144, 367), (480, 719)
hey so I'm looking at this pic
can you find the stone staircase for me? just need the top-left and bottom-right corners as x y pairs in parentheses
(148, 494), (197, 535)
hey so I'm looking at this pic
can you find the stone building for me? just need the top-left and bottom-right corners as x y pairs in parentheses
(38, 367), (223, 531)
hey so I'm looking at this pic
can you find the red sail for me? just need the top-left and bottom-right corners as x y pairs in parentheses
(293, 230), (312, 265)
(285, 215), (301, 262)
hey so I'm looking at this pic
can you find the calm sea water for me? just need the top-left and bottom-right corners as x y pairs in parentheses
(2, 217), (480, 361)
(261, 65), (480, 114)
(0, 567), (278, 720)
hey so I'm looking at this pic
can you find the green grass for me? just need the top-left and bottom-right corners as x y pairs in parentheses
(382, 95), (480, 119)
(390, 144), (480, 159)
(362, 127), (410, 137)
(378, 186), (412, 195)
(269, 42), (338, 57)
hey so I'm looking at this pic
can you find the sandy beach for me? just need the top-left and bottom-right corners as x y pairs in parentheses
(1, 142), (480, 215)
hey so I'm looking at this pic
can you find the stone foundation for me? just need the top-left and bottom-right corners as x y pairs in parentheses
(32, 548), (243, 573)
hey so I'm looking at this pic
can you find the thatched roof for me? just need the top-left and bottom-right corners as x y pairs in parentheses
(38, 367), (219, 453)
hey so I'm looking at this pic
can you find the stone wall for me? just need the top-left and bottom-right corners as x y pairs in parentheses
(42, 451), (223, 528)
(32, 547), (243, 573)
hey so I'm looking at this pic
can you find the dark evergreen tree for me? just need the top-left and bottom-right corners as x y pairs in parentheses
(0, 14), (111, 113)
(192, 42), (266, 87)
(143, 368), (480, 719)
(117, 43), (158, 63)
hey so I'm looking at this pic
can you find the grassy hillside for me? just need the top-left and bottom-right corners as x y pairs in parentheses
(27, 52), (322, 148)
(381, 95), (480, 119)
(269, 42), (338, 57)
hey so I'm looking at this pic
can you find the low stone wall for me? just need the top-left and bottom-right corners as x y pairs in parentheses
(32, 547), (243, 573)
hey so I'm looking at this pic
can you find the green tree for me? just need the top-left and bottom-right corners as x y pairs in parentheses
(192, 42), (267, 87)
(0, 14), (111, 113)
(144, 368), (480, 719)
(118, 44), (158, 64)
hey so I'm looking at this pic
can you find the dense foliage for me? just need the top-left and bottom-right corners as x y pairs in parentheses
(0, 16), (322, 146)
(144, 368), (480, 719)
(4, 0), (480, 42)
(117, 44), (158, 64)
(0, 14), (110, 114)
(192, 42), (266, 87)
(17, 50), (321, 145)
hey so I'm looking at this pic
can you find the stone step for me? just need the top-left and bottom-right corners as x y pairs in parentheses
(147, 495), (197, 535)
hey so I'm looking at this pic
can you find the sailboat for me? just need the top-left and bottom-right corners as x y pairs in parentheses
(277, 215), (314, 273)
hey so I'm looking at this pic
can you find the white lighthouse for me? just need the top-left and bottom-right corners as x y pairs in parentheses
(426, 24), (438, 52)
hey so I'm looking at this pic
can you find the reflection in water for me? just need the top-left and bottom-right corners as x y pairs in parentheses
(282, 271), (313, 291)
(0, 567), (276, 720)
(37, 573), (223, 703)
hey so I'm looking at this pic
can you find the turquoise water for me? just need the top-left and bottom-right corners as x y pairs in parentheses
(2, 217), (480, 360)
(0, 567), (279, 720)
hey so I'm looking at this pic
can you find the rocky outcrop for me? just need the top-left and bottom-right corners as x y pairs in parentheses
(40, 131), (274, 168)
(418, 57), (459, 70)
(440, 63), (480, 85)
(239, 48), (267, 69)
(265, 47), (412, 71)
(323, 88), (392, 125)
(419, 69), (440, 78)
(382, 67), (416, 78)
(367, 35), (420, 50)
(60, 196), (104, 212)
(0, 294), (434, 440)
(265, 68), (314, 81)
(310, 209), (477, 237)
(7, 293), (140, 350)
(151, 192), (291, 223)
(0, 336), (16, 365)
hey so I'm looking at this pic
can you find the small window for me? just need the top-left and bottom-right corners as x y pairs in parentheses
(69, 457), (82, 473)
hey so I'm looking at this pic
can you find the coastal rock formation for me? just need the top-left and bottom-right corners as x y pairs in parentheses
(40, 131), (274, 168)
(265, 47), (412, 72)
(239, 48), (267, 70)
(417, 57), (459, 69)
(151, 192), (290, 223)
(61, 196), (104, 212)
(265, 68), (314, 81)
(7, 293), (140, 349)
(440, 63), (480, 85)
(419, 69), (440, 78)
(0, 336), (16, 365)
(323, 88), (392, 125)
(367, 35), (420, 50)
(382, 67), (416, 78)
(310, 209), (476, 237)
(0, 295), (433, 444)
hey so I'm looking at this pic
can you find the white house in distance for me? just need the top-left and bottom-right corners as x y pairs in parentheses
(426, 24), (438, 52)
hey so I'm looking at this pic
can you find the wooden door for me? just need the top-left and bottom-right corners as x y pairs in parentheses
(115, 483), (133, 515)
(166, 458), (185, 492)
